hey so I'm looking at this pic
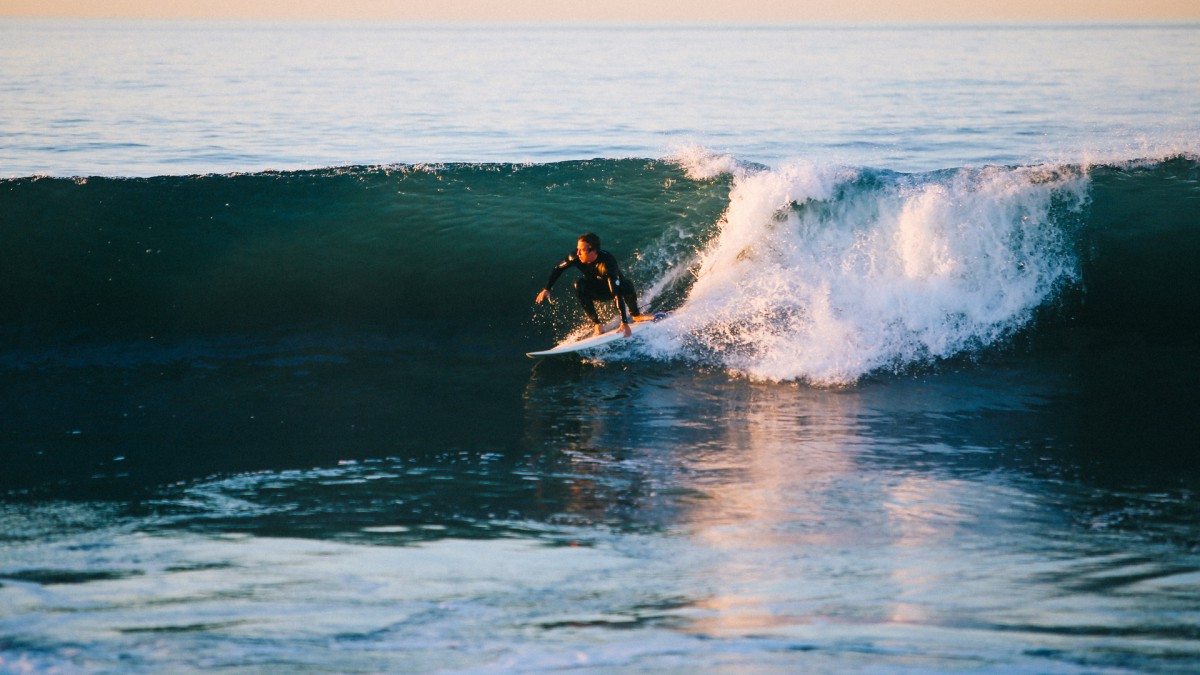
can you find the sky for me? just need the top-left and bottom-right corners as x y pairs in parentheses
(2, 0), (1198, 23)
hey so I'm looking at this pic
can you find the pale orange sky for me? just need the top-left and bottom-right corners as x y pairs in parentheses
(2, 0), (1198, 23)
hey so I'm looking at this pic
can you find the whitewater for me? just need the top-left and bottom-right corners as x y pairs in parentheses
(2, 19), (1200, 674)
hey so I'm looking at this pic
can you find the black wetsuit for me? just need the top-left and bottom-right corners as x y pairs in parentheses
(544, 250), (641, 325)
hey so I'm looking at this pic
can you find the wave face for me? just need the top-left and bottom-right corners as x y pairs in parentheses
(0, 160), (731, 352)
(2, 155), (1197, 383)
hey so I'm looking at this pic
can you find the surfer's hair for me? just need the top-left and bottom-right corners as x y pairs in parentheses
(578, 233), (601, 251)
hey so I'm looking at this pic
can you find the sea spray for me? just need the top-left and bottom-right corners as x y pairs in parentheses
(644, 160), (1091, 384)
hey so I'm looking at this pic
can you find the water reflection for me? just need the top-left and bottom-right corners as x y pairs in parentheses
(4, 355), (1199, 672)
(523, 364), (888, 635)
(518, 356), (1200, 659)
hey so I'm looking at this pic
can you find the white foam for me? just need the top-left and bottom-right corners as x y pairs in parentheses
(644, 161), (1091, 385)
(665, 144), (746, 181)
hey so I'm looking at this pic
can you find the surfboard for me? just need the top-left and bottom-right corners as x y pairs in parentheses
(526, 313), (667, 358)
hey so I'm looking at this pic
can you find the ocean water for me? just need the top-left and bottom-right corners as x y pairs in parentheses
(2, 19), (1200, 673)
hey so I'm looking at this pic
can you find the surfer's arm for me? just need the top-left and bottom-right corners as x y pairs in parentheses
(611, 279), (634, 338)
(542, 255), (575, 294)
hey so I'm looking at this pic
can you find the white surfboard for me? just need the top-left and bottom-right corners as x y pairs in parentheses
(526, 313), (667, 358)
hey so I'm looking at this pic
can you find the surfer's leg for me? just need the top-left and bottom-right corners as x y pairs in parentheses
(574, 278), (602, 325)
(618, 275), (641, 317)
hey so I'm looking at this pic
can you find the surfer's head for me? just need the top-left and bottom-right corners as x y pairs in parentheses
(576, 233), (601, 263)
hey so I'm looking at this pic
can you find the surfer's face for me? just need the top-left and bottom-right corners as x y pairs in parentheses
(576, 241), (598, 263)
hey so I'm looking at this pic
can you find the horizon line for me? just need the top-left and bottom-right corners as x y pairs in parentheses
(3, 15), (1199, 27)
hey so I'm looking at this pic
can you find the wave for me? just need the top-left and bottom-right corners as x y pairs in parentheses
(0, 159), (731, 347)
(2, 153), (1196, 383)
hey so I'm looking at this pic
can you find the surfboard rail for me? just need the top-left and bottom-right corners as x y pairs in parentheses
(526, 313), (667, 358)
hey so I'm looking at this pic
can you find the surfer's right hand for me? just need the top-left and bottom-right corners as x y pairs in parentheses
(536, 289), (551, 304)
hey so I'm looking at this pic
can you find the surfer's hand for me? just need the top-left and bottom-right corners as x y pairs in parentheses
(536, 289), (551, 304)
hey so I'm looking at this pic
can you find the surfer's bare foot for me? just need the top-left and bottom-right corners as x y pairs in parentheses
(593, 324), (604, 337)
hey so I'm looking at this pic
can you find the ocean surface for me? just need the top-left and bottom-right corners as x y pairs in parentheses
(2, 19), (1200, 673)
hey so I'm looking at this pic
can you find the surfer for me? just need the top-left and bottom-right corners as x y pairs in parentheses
(535, 233), (643, 337)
